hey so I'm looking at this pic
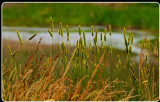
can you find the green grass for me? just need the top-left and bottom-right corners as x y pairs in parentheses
(2, 3), (159, 33)
(2, 6), (159, 100)
(136, 33), (159, 50)
(2, 23), (159, 101)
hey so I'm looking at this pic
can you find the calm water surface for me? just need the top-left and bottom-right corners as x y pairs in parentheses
(2, 26), (155, 54)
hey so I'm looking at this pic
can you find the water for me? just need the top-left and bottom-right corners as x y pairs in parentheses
(2, 26), (155, 54)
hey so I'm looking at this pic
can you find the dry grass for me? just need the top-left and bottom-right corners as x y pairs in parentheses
(2, 21), (159, 101)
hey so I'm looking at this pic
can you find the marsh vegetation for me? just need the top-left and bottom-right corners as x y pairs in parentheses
(2, 17), (159, 101)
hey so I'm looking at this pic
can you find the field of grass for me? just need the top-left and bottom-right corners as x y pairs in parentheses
(2, 17), (159, 101)
(2, 3), (159, 33)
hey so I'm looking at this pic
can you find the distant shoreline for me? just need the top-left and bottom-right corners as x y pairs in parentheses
(2, 3), (159, 33)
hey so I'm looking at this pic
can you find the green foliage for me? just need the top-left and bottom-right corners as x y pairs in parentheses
(2, 3), (159, 32)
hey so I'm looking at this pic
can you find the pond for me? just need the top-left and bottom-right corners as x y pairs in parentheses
(2, 26), (155, 55)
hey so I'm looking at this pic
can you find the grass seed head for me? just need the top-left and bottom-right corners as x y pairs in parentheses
(50, 16), (54, 32)
(77, 47), (79, 57)
(79, 25), (81, 35)
(100, 32), (102, 41)
(83, 31), (86, 46)
(83, 31), (86, 41)
(42, 69), (49, 80)
(128, 31), (132, 45)
(23, 69), (33, 81)
(85, 51), (88, 60)
(9, 68), (16, 81)
(8, 46), (12, 56)
(11, 50), (18, 57)
(59, 23), (61, 35)
(47, 28), (53, 37)
(104, 28), (107, 41)
(61, 42), (66, 53)
(96, 46), (99, 55)
(89, 42), (92, 52)
(123, 27), (126, 39)
(109, 24), (112, 36)
(16, 30), (23, 45)
(95, 29), (98, 38)
(60, 23), (63, 36)
(124, 37), (128, 47)
(66, 25), (69, 41)
(29, 34), (37, 40)
(91, 25), (94, 36)
(76, 39), (79, 47)
(147, 38), (151, 47)
(94, 37), (97, 46)
(94, 29), (98, 44)
(129, 45), (132, 53)
(79, 36), (83, 47)
(85, 91), (97, 101)
(146, 54), (148, 62)
(101, 41), (103, 49)
(131, 33), (134, 44)
(128, 35), (130, 45)
(104, 27), (107, 34)
(71, 94), (79, 101)
(117, 54), (121, 62)
(43, 80), (52, 92)
(65, 56), (68, 63)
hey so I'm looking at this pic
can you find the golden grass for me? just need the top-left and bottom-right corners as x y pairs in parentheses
(2, 19), (159, 101)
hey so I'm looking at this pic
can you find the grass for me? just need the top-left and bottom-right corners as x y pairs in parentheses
(136, 35), (159, 52)
(2, 18), (159, 101)
(2, 3), (159, 33)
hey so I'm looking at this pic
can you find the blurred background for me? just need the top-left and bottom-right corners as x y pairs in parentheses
(2, 3), (159, 33)
(2, 2), (159, 66)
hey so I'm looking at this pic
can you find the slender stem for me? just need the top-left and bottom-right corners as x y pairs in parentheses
(110, 35), (112, 47)
(52, 37), (53, 58)
(81, 50), (83, 79)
